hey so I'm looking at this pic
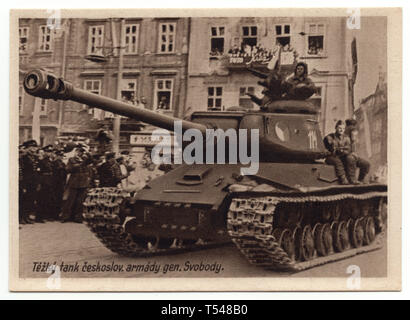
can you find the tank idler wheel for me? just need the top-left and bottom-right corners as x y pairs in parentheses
(300, 225), (315, 261)
(363, 217), (376, 245)
(332, 221), (350, 252)
(313, 223), (333, 256)
(349, 218), (365, 248)
(273, 228), (295, 261)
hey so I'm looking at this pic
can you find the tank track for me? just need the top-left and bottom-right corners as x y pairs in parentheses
(82, 187), (226, 257)
(227, 191), (387, 272)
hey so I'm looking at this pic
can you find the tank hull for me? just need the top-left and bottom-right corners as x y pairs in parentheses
(82, 163), (387, 271)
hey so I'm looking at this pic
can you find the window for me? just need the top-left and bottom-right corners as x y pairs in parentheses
(121, 79), (137, 104)
(242, 26), (258, 47)
(154, 79), (173, 111)
(39, 98), (47, 115)
(239, 86), (255, 109)
(38, 25), (52, 51)
(158, 23), (176, 53)
(275, 24), (291, 47)
(210, 26), (225, 57)
(19, 85), (24, 115)
(87, 25), (104, 55)
(306, 23), (325, 56)
(124, 24), (139, 54)
(207, 87), (223, 111)
(19, 27), (29, 52)
(83, 79), (103, 119)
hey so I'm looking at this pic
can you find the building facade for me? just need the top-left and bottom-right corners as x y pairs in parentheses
(18, 18), (190, 149)
(186, 17), (354, 135)
(354, 72), (387, 174)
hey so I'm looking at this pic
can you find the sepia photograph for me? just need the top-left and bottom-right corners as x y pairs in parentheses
(9, 7), (402, 291)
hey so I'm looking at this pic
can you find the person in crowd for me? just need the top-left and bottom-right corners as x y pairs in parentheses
(52, 149), (67, 220)
(158, 96), (169, 110)
(20, 140), (39, 224)
(95, 129), (113, 155)
(61, 146), (92, 223)
(36, 145), (55, 222)
(98, 152), (123, 187)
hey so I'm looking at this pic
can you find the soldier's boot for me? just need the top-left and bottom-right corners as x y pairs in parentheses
(339, 176), (350, 185)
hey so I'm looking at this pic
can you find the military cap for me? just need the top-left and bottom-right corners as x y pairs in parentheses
(23, 139), (38, 148)
(55, 149), (65, 156)
(335, 120), (345, 128)
(105, 151), (116, 160)
(42, 145), (54, 152)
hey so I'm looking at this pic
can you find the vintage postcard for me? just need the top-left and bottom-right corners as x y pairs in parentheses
(9, 7), (402, 291)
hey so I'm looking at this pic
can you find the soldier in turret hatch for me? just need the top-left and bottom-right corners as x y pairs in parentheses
(283, 62), (316, 100)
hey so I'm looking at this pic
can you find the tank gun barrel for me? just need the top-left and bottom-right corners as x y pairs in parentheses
(23, 69), (207, 134)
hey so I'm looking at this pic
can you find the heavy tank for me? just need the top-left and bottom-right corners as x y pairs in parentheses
(23, 68), (387, 272)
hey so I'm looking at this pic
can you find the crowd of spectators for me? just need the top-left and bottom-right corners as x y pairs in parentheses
(19, 133), (137, 226)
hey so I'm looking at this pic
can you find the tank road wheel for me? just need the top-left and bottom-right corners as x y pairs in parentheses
(332, 221), (350, 252)
(331, 203), (341, 221)
(321, 205), (332, 223)
(349, 218), (365, 248)
(147, 237), (175, 250)
(299, 225), (315, 261)
(313, 223), (333, 256)
(273, 228), (295, 261)
(363, 217), (376, 245)
(292, 226), (302, 261)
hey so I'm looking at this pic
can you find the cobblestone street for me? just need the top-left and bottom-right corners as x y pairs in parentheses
(18, 220), (388, 279)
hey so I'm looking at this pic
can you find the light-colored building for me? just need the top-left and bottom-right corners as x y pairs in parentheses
(186, 17), (356, 135)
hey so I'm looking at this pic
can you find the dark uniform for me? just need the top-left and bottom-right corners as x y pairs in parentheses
(345, 119), (370, 183)
(323, 132), (352, 184)
(98, 154), (123, 188)
(52, 152), (67, 219)
(37, 147), (55, 222)
(61, 148), (92, 223)
(20, 140), (39, 223)
(283, 62), (316, 100)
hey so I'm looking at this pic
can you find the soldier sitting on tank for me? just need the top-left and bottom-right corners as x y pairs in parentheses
(283, 62), (316, 100)
(344, 118), (371, 184)
(323, 120), (353, 185)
